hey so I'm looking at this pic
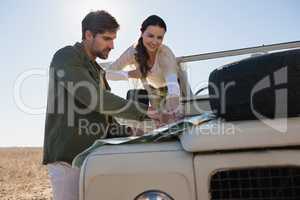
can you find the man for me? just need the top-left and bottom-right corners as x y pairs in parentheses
(43, 10), (151, 200)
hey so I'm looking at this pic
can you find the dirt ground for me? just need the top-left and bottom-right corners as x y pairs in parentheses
(0, 148), (52, 200)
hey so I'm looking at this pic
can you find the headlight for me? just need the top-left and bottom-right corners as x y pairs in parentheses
(135, 190), (174, 200)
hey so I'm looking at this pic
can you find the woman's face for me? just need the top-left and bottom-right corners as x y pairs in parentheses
(141, 25), (166, 54)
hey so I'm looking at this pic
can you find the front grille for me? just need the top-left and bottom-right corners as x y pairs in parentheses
(210, 167), (300, 200)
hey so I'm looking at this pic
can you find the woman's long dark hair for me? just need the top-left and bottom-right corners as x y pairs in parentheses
(135, 15), (167, 78)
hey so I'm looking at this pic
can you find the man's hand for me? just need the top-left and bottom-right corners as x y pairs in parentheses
(147, 106), (160, 124)
(147, 105), (184, 128)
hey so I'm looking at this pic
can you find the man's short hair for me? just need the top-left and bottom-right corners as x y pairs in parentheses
(82, 10), (120, 40)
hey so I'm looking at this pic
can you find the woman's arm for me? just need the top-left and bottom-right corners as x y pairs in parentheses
(159, 45), (181, 97)
(105, 70), (129, 80)
(160, 46), (183, 115)
(105, 46), (136, 71)
(165, 73), (181, 97)
(105, 45), (142, 80)
(165, 77), (181, 114)
(105, 69), (142, 81)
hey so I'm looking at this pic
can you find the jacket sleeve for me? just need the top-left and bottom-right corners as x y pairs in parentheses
(51, 47), (148, 121)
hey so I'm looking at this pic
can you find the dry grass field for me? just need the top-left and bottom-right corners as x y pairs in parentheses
(0, 148), (52, 200)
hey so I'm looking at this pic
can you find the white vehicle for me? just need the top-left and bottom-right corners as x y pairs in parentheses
(79, 41), (300, 200)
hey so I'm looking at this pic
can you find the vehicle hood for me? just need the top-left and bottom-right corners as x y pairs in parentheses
(180, 117), (300, 152)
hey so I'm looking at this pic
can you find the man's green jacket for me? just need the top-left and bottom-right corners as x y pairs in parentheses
(43, 43), (147, 165)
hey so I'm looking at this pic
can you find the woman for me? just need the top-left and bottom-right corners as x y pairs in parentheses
(105, 15), (192, 123)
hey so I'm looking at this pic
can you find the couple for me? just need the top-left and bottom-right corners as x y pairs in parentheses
(43, 10), (190, 200)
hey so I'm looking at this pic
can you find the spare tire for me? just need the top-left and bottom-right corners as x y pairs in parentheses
(208, 49), (300, 121)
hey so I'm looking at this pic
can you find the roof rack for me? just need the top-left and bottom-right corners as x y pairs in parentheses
(177, 40), (300, 63)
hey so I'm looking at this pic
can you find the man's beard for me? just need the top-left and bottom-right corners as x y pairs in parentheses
(90, 40), (111, 59)
(95, 48), (111, 59)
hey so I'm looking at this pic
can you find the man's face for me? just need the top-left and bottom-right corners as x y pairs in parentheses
(89, 31), (117, 59)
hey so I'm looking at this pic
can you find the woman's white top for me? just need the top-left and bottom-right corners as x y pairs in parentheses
(105, 44), (180, 96)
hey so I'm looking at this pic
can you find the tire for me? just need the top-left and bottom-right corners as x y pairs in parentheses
(208, 49), (300, 121)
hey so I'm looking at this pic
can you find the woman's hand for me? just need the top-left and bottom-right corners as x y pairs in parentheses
(165, 96), (181, 113)
(128, 69), (142, 79)
(147, 106), (162, 127)
(148, 107), (184, 128)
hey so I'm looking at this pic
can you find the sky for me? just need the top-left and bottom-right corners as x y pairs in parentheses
(1, 0), (299, 147)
